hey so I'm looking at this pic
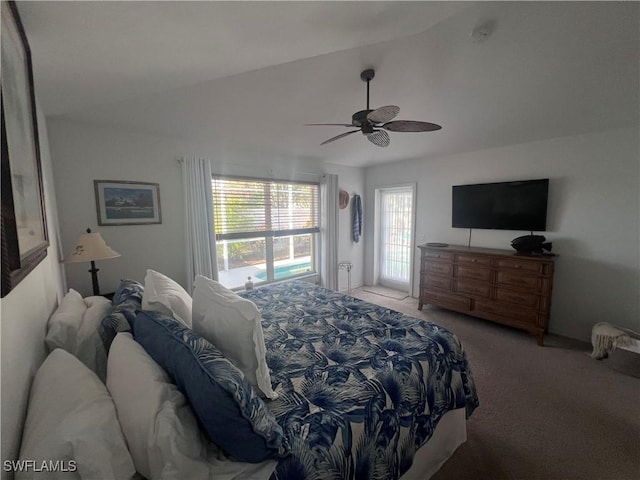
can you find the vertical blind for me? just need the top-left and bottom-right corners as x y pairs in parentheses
(212, 176), (320, 240)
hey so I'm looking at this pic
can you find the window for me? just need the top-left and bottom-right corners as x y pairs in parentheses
(212, 176), (320, 289)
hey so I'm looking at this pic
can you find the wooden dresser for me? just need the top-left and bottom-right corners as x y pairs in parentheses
(417, 244), (555, 345)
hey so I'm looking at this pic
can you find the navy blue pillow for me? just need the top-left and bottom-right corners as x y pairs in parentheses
(99, 279), (144, 353)
(133, 310), (289, 463)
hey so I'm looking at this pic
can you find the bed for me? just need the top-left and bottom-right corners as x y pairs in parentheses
(239, 280), (479, 480)
(21, 276), (478, 480)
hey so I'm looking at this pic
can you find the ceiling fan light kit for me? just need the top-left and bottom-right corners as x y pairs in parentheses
(306, 68), (442, 147)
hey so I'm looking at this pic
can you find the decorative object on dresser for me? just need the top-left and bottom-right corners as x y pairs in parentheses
(94, 180), (161, 225)
(64, 228), (121, 295)
(418, 244), (555, 345)
(511, 234), (553, 255)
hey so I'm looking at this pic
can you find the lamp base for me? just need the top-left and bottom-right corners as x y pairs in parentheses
(89, 261), (100, 296)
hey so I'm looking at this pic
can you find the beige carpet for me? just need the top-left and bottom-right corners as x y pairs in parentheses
(360, 285), (409, 300)
(350, 287), (640, 480)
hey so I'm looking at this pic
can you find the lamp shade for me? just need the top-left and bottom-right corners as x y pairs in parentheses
(64, 230), (121, 263)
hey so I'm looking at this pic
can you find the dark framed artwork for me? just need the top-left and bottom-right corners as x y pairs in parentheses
(1, 0), (49, 298)
(94, 180), (162, 226)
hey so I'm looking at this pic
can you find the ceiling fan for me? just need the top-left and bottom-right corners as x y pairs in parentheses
(305, 69), (442, 147)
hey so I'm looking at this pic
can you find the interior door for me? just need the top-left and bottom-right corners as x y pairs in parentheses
(376, 185), (415, 292)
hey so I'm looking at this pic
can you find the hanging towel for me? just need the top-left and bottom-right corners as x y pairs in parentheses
(352, 194), (362, 243)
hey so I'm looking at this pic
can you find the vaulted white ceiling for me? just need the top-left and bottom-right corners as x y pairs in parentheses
(18, 1), (640, 167)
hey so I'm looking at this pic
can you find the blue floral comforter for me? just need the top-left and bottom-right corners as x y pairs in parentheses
(239, 281), (479, 480)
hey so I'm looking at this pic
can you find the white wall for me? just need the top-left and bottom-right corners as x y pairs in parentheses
(47, 120), (365, 295)
(1, 105), (65, 476)
(326, 163), (365, 292)
(48, 121), (188, 295)
(364, 127), (639, 342)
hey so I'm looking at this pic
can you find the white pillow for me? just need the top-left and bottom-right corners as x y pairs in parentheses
(75, 296), (112, 381)
(45, 290), (112, 381)
(142, 269), (192, 327)
(18, 349), (135, 480)
(45, 289), (87, 353)
(191, 275), (277, 399)
(106, 333), (210, 480)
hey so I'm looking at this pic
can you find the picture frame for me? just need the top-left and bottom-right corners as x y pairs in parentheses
(94, 180), (162, 225)
(1, 0), (49, 298)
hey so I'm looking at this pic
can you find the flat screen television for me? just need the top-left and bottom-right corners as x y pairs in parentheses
(452, 179), (549, 231)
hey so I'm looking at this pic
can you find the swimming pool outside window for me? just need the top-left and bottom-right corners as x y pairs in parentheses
(212, 176), (319, 289)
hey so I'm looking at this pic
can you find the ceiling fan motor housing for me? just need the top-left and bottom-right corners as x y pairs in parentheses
(352, 109), (373, 127)
(360, 69), (375, 82)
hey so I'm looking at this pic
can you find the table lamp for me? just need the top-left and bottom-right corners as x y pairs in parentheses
(64, 228), (121, 295)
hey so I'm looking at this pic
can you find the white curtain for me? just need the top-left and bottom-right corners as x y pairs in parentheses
(181, 157), (218, 292)
(320, 174), (339, 290)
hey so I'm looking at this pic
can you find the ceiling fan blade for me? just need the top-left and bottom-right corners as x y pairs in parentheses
(366, 130), (390, 147)
(320, 129), (360, 145)
(367, 105), (400, 124)
(304, 123), (354, 127)
(382, 120), (442, 132)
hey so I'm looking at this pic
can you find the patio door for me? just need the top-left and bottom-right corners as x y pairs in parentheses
(376, 185), (415, 292)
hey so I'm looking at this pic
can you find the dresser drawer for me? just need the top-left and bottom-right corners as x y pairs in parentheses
(455, 279), (491, 297)
(423, 249), (453, 261)
(497, 258), (542, 273)
(456, 253), (491, 267)
(423, 274), (452, 291)
(422, 290), (471, 311)
(425, 261), (452, 277)
(455, 265), (491, 282)
(474, 299), (538, 324)
(496, 271), (541, 291)
(495, 288), (539, 308)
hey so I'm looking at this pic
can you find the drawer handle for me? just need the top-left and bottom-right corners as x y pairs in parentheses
(471, 259), (477, 262)
(515, 264), (521, 269)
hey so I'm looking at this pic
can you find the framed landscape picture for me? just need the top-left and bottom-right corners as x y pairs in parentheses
(94, 180), (161, 225)
(1, 0), (49, 297)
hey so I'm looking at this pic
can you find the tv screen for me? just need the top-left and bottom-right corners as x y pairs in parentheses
(452, 179), (549, 231)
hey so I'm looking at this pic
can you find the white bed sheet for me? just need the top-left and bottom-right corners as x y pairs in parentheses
(206, 451), (277, 480)
(401, 407), (467, 480)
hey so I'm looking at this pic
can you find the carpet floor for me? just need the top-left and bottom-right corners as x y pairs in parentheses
(360, 285), (409, 300)
(349, 287), (640, 480)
